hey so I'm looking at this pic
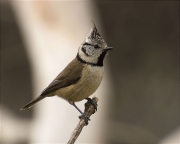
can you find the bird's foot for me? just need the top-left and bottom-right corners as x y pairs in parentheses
(86, 98), (98, 111)
(79, 113), (90, 125)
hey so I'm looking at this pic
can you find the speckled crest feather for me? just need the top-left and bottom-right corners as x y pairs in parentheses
(85, 24), (106, 47)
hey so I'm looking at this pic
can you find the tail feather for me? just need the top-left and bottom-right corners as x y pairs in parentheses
(20, 96), (45, 110)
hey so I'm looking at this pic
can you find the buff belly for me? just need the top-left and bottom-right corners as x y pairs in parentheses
(55, 65), (104, 102)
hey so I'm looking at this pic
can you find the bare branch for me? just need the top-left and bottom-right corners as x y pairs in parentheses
(67, 97), (99, 144)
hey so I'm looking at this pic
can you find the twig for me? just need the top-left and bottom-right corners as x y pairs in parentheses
(67, 97), (99, 144)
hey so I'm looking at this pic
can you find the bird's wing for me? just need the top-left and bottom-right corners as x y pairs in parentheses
(40, 58), (84, 96)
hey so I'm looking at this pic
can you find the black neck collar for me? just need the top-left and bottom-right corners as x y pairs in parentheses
(76, 51), (107, 67)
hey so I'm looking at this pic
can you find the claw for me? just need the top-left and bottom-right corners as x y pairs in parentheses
(86, 98), (98, 111)
(72, 102), (91, 125)
(79, 114), (90, 125)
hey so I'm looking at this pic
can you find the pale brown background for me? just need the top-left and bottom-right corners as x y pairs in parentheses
(1, 1), (179, 143)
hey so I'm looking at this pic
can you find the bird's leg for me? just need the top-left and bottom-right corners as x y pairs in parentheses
(86, 98), (98, 111)
(72, 102), (90, 125)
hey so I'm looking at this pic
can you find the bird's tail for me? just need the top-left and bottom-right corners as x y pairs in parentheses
(20, 96), (45, 110)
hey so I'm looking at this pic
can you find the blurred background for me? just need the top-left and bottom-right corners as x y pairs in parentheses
(0, 0), (179, 144)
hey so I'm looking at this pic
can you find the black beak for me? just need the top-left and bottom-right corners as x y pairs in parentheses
(104, 47), (113, 51)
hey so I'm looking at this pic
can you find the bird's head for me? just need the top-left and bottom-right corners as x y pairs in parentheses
(78, 24), (113, 66)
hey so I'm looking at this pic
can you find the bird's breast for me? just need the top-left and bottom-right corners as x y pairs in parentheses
(56, 65), (104, 102)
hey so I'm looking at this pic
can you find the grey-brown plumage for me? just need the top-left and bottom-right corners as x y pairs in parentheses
(20, 24), (113, 123)
(20, 58), (84, 110)
(41, 58), (84, 97)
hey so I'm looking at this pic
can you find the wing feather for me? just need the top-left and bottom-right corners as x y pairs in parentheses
(40, 58), (84, 96)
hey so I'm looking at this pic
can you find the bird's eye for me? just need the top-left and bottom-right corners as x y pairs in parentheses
(94, 45), (100, 49)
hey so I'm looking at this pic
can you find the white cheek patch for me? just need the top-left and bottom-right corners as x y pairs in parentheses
(78, 48), (99, 64)
(86, 47), (94, 56)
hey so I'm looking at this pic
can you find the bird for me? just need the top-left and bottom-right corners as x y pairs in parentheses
(20, 23), (113, 124)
